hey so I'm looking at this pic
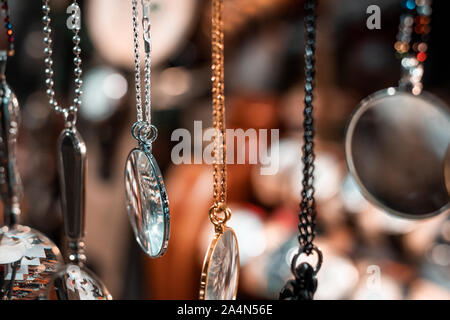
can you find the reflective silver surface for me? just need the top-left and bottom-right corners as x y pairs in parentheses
(49, 264), (112, 300)
(57, 128), (87, 240)
(125, 148), (170, 257)
(53, 128), (112, 300)
(0, 51), (22, 227)
(345, 88), (450, 219)
(0, 225), (62, 300)
(0, 52), (63, 300)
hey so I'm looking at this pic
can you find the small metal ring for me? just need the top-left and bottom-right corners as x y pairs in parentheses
(131, 121), (158, 146)
(208, 203), (231, 231)
(139, 124), (158, 144)
(131, 121), (145, 141)
(290, 245), (323, 276)
(63, 109), (77, 128)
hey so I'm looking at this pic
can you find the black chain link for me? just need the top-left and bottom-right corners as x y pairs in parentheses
(279, 0), (319, 301)
(299, 0), (317, 256)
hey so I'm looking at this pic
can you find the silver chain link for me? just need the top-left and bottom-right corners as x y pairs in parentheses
(132, 0), (152, 126)
(42, 0), (83, 127)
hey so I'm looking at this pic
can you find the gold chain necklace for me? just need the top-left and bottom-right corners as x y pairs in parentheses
(210, 0), (228, 230)
(199, 0), (240, 300)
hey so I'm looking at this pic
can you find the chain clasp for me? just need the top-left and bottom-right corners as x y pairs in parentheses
(141, 0), (151, 52)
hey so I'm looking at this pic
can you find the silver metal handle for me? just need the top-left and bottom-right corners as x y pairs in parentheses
(57, 128), (87, 242)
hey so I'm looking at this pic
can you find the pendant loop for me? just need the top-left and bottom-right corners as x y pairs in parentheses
(131, 121), (158, 148)
(208, 202), (231, 234)
(141, 0), (151, 53)
(290, 245), (323, 276)
(63, 109), (77, 128)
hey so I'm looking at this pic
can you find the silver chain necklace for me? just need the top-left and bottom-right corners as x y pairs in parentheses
(124, 0), (170, 259)
(132, 0), (152, 125)
(131, 0), (155, 142)
(41, 0), (112, 300)
(42, 0), (82, 127)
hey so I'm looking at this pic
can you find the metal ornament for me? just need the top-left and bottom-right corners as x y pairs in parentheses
(48, 129), (112, 300)
(280, 248), (322, 300)
(0, 51), (63, 300)
(345, 0), (449, 219)
(0, 51), (21, 227)
(41, 0), (111, 299)
(199, 0), (240, 301)
(124, 0), (170, 258)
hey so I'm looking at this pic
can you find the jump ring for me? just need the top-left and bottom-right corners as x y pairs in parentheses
(63, 109), (77, 128)
(131, 121), (158, 145)
(208, 202), (231, 232)
(131, 121), (145, 141)
(141, 124), (158, 144)
(290, 245), (323, 276)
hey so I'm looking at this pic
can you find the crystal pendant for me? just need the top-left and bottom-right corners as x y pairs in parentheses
(47, 264), (112, 300)
(125, 148), (170, 258)
(0, 225), (63, 300)
(200, 227), (240, 300)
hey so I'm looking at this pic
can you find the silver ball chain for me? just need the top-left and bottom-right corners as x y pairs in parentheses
(131, 0), (156, 146)
(42, 0), (83, 127)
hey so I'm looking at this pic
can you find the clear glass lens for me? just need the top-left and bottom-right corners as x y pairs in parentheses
(125, 148), (170, 257)
(202, 228), (239, 300)
(48, 264), (112, 300)
(346, 89), (450, 219)
(0, 225), (62, 300)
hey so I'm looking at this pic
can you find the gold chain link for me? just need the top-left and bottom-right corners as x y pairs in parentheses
(210, 0), (229, 232)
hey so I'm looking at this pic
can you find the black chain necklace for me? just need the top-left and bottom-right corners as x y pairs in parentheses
(280, 0), (322, 301)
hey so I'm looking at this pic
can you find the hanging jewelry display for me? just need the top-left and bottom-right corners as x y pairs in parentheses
(279, 0), (322, 301)
(199, 0), (239, 301)
(124, 0), (170, 258)
(41, 0), (112, 300)
(345, 0), (450, 219)
(0, 3), (62, 300)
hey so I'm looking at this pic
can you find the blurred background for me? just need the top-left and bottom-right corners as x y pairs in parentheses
(1, 0), (449, 299)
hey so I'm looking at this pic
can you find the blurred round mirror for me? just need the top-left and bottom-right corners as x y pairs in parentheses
(345, 88), (450, 219)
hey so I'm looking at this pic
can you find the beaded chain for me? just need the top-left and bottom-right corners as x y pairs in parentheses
(42, 0), (83, 126)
